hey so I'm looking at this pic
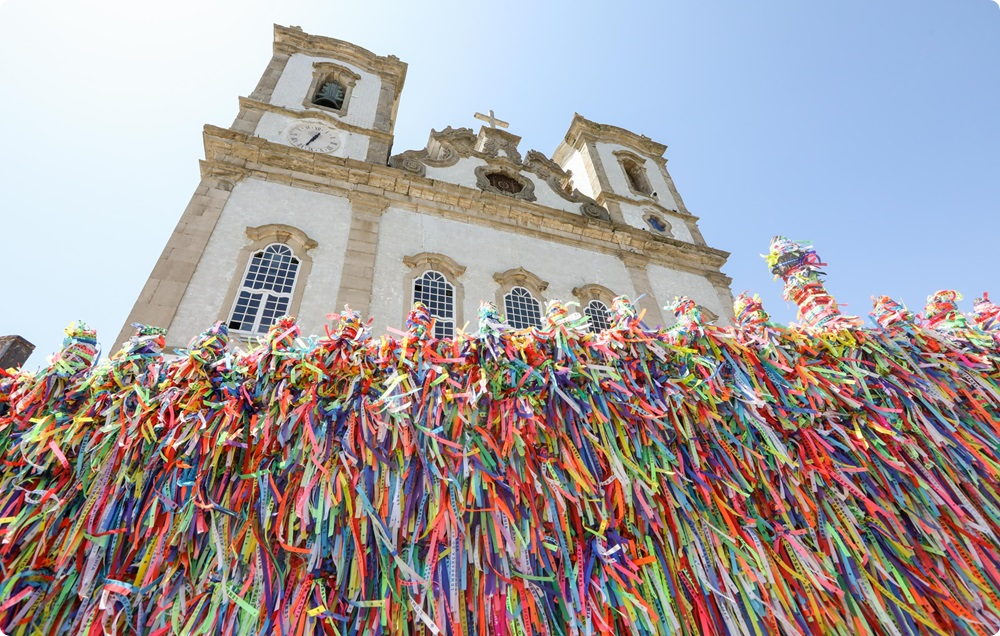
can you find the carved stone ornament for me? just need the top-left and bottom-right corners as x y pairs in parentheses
(387, 127), (477, 175)
(524, 151), (569, 185)
(430, 127), (476, 158)
(387, 151), (427, 177)
(475, 164), (536, 202)
(493, 267), (549, 292)
(481, 137), (522, 164)
(580, 202), (611, 222)
(572, 283), (616, 304)
(402, 252), (467, 278)
(246, 224), (318, 251)
(476, 127), (523, 164)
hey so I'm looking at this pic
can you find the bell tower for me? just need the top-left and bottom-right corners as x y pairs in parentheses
(231, 24), (406, 164)
(115, 26), (407, 351)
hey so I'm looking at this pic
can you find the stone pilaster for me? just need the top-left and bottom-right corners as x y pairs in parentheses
(334, 192), (389, 317)
(115, 175), (239, 351)
(365, 78), (399, 164)
(620, 252), (665, 326)
(231, 52), (292, 135)
(708, 272), (736, 324)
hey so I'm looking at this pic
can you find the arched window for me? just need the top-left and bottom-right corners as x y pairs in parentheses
(585, 300), (612, 332)
(504, 286), (543, 329)
(304, 62), (360, 115)
(413, 270), (455, 338)
(402, 253), (466, 337)
(228, 243), (300, 334)
(614, 150), (656, 198)
(573, 283), (619, 333)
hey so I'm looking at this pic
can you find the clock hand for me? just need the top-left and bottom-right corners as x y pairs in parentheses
(305, 132), (321, 146)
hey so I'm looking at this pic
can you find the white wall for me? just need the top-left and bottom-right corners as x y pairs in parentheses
(560, 148), (595, 199)
(169, 178), (353, 344)
(594, 142), (679, 211)
(423, 157), (482, 190)
(269, 54), (382, 130)
(647, 263), (731, 326)
(368, 209), (638, 333)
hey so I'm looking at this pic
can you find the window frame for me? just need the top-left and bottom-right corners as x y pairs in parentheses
(411, 270), (457, 339)
(613, 149), (656, 199)
(227, 243), (299, 334)
(503, 286), (544, 330)
(402, 253), (466, 336)
(218, 224), (318, 338)
(572, 284), (618, 333)
(584, 299), (613, 332)
(303, 62), (362, 117)
(474, 164), (537, 202)
(494, 267), (548, 330)
(642, 209), (674, 238)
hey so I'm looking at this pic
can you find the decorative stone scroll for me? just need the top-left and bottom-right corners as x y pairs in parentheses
(580, 202), (611, 222)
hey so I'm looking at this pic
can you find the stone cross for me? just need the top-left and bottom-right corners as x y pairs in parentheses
(474, 110), (509, 129)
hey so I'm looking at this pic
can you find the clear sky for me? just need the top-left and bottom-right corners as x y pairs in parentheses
(1, 0), (998, 368)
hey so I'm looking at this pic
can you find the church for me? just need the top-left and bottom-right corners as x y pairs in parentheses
(5, 25), (1000, 635)
(116, 24), (733, 351)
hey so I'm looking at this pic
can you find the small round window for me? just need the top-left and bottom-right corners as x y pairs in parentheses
(645, 214), (672, 236)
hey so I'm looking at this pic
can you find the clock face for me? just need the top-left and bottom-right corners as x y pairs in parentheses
(287, 123), (341, 154)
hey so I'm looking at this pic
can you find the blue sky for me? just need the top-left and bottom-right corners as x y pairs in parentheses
(1, 0), (997, 368)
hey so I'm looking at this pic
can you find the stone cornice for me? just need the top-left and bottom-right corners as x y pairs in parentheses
(597, 191), (697, 220)
(198, 126), (731, 282)
(557, 113), (668, 161)
(237, 97), (395, 143)
(273, 25), (407, 88)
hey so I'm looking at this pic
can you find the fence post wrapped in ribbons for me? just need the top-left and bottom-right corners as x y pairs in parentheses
(766, 236), (861, 330)
(923, 290), (968, 332)
(0, 239), (1000, 635)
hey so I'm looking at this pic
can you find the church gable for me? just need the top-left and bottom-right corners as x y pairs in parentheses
(389, 123), (612, 222)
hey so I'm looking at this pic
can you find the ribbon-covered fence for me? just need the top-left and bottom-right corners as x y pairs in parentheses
(1, 238), (1000, 635)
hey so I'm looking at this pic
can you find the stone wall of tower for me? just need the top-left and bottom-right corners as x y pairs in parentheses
(269, 55), (384, 130)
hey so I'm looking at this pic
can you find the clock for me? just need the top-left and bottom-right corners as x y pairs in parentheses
(287, 122), (342, 154)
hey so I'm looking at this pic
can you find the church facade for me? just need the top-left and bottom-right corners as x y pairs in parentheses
(117, 25), (734, 351)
